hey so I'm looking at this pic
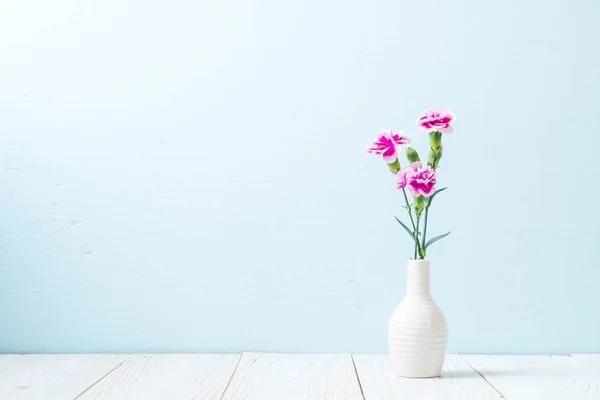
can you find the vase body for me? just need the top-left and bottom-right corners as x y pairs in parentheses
(388, 260), (447, 378)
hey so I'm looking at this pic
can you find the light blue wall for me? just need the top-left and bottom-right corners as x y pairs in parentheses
(0, 0), (599, 354)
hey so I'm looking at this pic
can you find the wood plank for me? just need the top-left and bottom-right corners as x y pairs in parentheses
(77, 354), (240, 400)
(0, 354), (129, 399)
(221, 353), (363, 400)
(0, 354), (23, 374)
(463, 355), (600, 399)
(571, 354), (600, 370)
(567, 354), (600, 396)
(352, 354), (501, 399)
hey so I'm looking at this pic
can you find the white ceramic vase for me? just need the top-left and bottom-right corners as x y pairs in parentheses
(388, 260), (447, 378)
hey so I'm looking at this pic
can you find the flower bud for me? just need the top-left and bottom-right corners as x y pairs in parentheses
(387, 159), (400, 174)
(405, 146), (421, 164)
(414, 195), (425, 215)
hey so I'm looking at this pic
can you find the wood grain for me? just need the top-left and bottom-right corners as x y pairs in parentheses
(463, 354), (600, 399)
(353, 354), (501, 399)
(571, 354), (600, 371)
(3, 353), (600, 399)
(0, 354), (128, 399)
(77, 354), (240, 400)
(221, 353), (363, 400)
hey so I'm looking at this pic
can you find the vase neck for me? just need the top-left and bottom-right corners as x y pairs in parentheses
(406, 260), (431, 296)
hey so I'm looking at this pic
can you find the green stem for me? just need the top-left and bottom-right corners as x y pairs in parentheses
(402, 188), (421, 258)
(402, 189), (416, 230)
(421, 206), (429, 259)
(415, 216), (421, 259)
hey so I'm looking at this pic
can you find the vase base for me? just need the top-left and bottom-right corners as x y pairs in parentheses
(390, 361), (443, 379)
(394, 373), (441, 379)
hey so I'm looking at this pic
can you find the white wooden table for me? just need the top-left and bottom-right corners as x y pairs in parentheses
(0, 353), (598, 399)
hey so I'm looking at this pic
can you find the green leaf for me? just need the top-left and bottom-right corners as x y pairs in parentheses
(429, 187), (447, 201)
(424, 231), (451, 249)
(426, 187), (447, 208)
(394, 217), (416, 240)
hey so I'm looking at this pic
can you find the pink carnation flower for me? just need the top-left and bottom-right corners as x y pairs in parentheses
(396, 162), (419, 190)
(416, 108), (455, 133)
(396, 162), (437, 197)
(365, 129), (410, 163)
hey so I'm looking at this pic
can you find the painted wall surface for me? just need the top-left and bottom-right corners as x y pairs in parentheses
(0, 0), (599, 354)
